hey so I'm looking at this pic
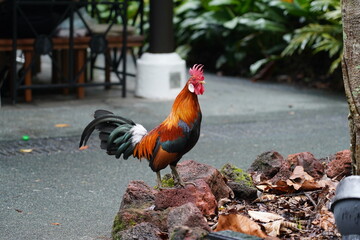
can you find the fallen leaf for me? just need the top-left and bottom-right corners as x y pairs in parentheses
(254, 194), (277, 203)
(287, 166), (324, 191)
(50, 222), (61, 226)
(312, 205), (336, 231)
(19, 149), (33, 153)
(263, 220), (282, 237)
(248, 211), (284, 223)
(15, 209), (23, 213)
(79, 145), (89, 150)
(215, 214), (268, 238)
(54, 124), (70, 128)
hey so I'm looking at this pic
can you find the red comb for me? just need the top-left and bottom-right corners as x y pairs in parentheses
(189, 64), (204, 77)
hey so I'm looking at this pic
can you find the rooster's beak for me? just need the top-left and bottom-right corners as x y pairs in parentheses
(199, 81), (206, 84)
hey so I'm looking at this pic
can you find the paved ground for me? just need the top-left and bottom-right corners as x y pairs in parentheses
(0, 70), (350, 239)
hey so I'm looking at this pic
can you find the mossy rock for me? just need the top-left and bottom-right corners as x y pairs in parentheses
(220, 163), (254, 187)
(112, 207), (170, 239)
(112, 210), (140, 239)
(220, 163), (258, 201)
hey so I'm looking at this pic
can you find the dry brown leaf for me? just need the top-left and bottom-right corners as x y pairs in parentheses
(256, 184), (269, 192)
(256, 180), (292, 193)
(312, 205), (336, 231)
(215, 214), (268, 238)
(248, 211), (284, 223)
(50, 222), (61, 226)
(286, 166), (326, 191)
(255, 194), (277, 202)
(263, 220), (282, 237)
(54, 124), (70, 128)
(251, 172), (263, 184)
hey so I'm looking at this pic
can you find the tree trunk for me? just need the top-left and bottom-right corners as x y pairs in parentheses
(342, 0), (360, 174)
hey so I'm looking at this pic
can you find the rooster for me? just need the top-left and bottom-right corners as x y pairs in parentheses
(79, 64), (205, 188)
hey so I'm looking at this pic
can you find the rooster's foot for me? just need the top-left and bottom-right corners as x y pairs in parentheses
(170, 165), (197, 188)
(176, 180), (196, 188)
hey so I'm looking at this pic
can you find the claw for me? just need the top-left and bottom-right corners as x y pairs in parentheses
(170, 165), (196, 188)
(176, 180), (196, 188)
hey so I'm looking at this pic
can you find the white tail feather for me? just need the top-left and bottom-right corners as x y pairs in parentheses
(130, 124), (147, 145)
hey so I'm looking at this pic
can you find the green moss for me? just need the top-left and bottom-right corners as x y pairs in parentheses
(112, 214), (127, 239)
(112, 211), (140, 239)
(220, 163), (254, 187)
(154, 173), (175, 189)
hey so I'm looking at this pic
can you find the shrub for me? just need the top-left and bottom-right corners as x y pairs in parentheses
(174, 0), (342, 86)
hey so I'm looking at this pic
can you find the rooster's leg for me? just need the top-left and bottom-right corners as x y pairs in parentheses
(170, 165), (196, 187)
(156, 171), (162, 189)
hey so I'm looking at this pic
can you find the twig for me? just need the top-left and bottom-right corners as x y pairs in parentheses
(304, 192), (317, 208)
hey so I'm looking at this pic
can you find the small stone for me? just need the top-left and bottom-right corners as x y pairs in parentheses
(170, 226), (209, 240)
(176, 160), (234, 200)
(287, 152), (324, 179)
(220, 163), (257, 201)
(120, 180), (156, 209)
(154, 179), (217, 216)
(248, 151), (284, 180)
(326, 150), (352, 180)
(113, 222), (163, 240)
(112, 206), (170, 237)
(226, 181), (258, 201)
(167, 202), (211, 235)
(221, 163), (253, 183)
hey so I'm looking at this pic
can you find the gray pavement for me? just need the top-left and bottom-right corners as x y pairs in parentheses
(0, 72), (350, 240)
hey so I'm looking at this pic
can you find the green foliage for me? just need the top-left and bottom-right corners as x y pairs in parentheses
(174, 0), (343, 82)
(281, 0), (342, 73)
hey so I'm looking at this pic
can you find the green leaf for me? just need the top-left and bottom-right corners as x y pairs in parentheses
(224, 17), (239, 29)
(176, 1), (201, 15)
(209, 0), (238, 7)
(250, 58), (269, 75)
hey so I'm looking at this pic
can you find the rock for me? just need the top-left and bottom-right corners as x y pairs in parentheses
(170, 226), (209, 240)
(226, 181), (258, 201)
(221, 163), (253, 183)
(120, 180), (156, 209)
(269, 160), (292, 184)
(113, 181), (169, 238)
(326, 150), (352, 180)
(154, 179), (217, 216)
(112, 207), (170, 237)
(176, 160), (234, 200)
(268, 152), (325, 184)
(167, 202), (211, 236)
(248, 151), (284, 180)
(113, 222), (163, 240)
(287, 152), (324, 179)
(220, 163), (257, 201)
(113, 161), (233, 239)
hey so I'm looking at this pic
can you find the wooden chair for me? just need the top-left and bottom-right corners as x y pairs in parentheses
(0, 0), (144, 103)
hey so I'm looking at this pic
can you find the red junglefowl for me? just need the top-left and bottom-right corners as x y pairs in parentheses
(79, 64), (205, 188)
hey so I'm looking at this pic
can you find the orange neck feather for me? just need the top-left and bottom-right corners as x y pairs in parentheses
(164, 84), (200, 128)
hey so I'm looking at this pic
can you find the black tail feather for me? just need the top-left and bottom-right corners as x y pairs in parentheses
(79, 114), (134, 147)
(94, 109), (114, 118)
(79, 110), (137, 159)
